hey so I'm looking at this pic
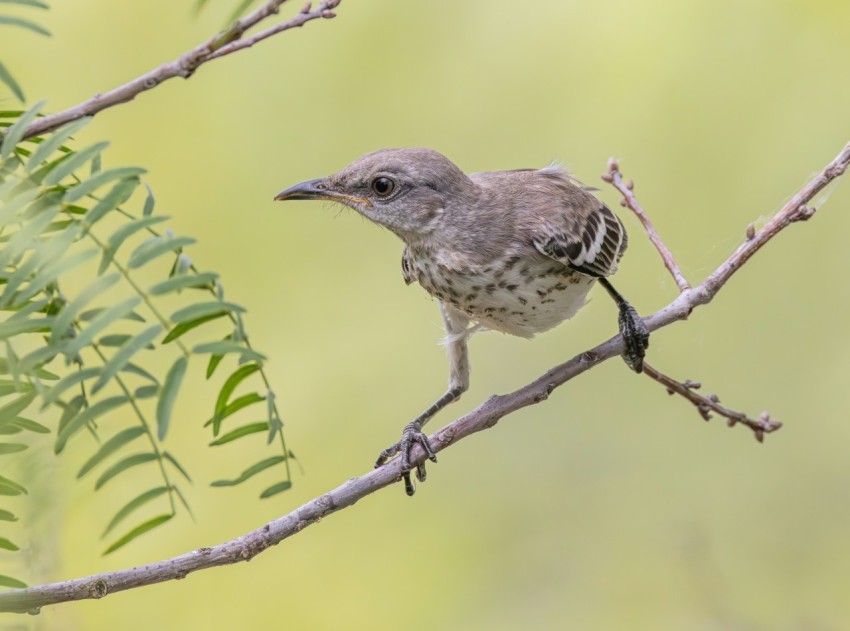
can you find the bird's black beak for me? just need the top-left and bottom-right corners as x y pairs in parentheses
(274, 178), (372, 207)
(274, 178), (330, 201)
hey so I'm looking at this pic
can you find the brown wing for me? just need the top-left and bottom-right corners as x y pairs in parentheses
(532, 196), (628, 278)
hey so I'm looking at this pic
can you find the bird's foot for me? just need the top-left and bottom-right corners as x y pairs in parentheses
(618, 302), (650, 373)
(374, 420), (437, 496)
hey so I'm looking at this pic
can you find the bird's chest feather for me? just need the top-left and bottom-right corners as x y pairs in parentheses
(405, 249), (595, 338)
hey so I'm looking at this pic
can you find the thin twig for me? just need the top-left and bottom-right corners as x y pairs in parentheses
(19, 0), (341, 141)
(1, 140), (847, 613)
(642, 362), (782, 442)
(206, 1), (339, 61)
(602, 158), (691, 291)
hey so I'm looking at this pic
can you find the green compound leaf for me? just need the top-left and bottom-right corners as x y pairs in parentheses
(204, 391), (264, 436)
(0, 1), (50, 8)
(102, 486), (169, 538)
(26, 117), (91, 171)
(0, 315), (53, 338)
(156, 356), (186, 441)
(192, 341), (265, 363)
(104, 513), (173, 555)
(0, 100), (43, 159)
(1, 417), (48, 434)
(0, 575), (27, 588)
(121, 362), (158, 384)
(162, 311), (226, 345)
(62, 296), (142, 357)
(210, 455), (286, 487)
(142, 183), (155, 216)
(62, 167), (147, 203)
(0, 442), (27, 455)
(0, 474), (27, 496)
(49, 272), (120, 344)
(41, 366), (100, 409)
(82, 177), (140, 227)
(0, 15), (50, 36)
(42, 141), (109, 186)
(259, 480), (292, 499)
(134, 384), (158, 399)
(170, 300), (245, 324)
(0, 509), (17, 522)
(127, 236), (196, 270)
(208, 421), (268, 446)
(97, 334), (132, 347)
(79, 306), (145, 323)
(148, 271), (218, 296)
(0, 391), (35, 424)
(0, 61), (24, 102)
(55, 395), (130, 454)
(14, 246), (97, 306)
(90, 324), (163, 395)
(99, 215), (169, 274)
(94, 452), (158, 490)
(77, 426), (146, 479)
(163, 451), (191, 483)
(215, 363), (259, 418)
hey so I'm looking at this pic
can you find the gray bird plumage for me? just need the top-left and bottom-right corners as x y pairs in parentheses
(276, 148), (648, 495)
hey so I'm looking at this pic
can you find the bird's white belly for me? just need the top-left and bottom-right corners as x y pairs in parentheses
(412, 256), (596, 338)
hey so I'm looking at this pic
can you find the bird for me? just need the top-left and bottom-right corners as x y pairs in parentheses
(275, 148), (648, 495)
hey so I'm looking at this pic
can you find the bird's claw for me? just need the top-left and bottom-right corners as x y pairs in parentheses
(619, 302), (650, 373)
(374, 421), (437, 496)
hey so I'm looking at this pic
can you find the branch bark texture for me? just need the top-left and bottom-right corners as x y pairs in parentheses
(2, 141), (848, 614)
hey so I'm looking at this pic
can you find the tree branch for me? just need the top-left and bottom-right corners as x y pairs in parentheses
(602, 158), (691, 291)
(642, 362), (782, 441)
(601, 162), (782, 439)
(2, 141), (847, 614)
(18, 0), (341, 141)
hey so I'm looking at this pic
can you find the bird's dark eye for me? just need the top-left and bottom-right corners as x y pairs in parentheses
(370, 176), (395, 197)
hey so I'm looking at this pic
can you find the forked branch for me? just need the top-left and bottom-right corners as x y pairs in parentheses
(602, 159), (691, 292)
(602, 161), (781, 439)
(18, 0), (341, 141)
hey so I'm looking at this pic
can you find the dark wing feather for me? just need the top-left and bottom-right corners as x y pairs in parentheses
(401, 247), (416, 285)
(532, 200), (628, 278)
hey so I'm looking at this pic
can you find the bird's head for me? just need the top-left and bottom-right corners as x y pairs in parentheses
(275, 148), (474, 243)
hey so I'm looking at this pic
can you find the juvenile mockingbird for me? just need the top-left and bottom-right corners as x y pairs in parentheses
(276, 148), (649, 495)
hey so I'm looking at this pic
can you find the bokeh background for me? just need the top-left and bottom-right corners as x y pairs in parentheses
(4, 0), (850, 629)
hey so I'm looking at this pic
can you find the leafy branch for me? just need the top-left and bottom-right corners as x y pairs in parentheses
(0, 0), (342, 588)
(0, 103), (293, 585)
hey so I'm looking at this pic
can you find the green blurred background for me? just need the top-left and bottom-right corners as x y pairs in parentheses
(4, 0), (850, 628)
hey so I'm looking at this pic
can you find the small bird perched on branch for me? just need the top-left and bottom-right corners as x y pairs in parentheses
(276, 148), (648, 495)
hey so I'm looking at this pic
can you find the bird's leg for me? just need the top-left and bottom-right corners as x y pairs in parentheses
(375, 304), (471, 495)
(598, 278), (649, 373)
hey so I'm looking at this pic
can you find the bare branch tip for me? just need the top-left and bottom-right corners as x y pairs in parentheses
(607, 157), (620, 173)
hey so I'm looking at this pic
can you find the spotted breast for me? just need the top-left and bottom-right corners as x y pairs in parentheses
(402, 247), (596, 338)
